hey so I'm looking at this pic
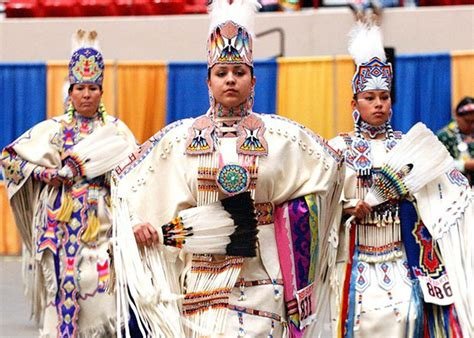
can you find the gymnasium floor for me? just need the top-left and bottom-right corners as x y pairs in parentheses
(0, 256), (37, 337)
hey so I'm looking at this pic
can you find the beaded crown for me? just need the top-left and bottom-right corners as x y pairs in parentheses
(348, 22), (392, 94)
(68, 29), (104, 86)
(207, 0), (260, 69)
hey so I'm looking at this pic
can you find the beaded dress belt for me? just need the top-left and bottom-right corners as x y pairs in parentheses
(255, 202), (274, 225)
(227, 304), (283, 322)
(234, 278), (284, 288)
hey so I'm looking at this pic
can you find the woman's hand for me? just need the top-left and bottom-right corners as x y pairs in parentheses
(133, 223), (159, 247)
(344, 200), (372, 220)
(33, 168), (65, 188)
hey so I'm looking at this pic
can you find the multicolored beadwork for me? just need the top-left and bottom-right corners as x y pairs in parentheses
(216, 164), (250, 195)
(69, 47), (104, 86)
(208, 21), (253, 69)
(352, 57), (392, 94)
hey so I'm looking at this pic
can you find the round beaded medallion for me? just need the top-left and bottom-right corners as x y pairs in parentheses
(216, 164), (250, 195)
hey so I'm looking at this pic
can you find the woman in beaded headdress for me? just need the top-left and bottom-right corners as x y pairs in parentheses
(112, 0), (344, 337)
(329, 22), (472, 338)
(1, 30), (136, 337)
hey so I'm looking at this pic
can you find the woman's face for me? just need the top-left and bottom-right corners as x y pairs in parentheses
(352, 90), (392, 127)
(208, 64), (255, 109)
(456, 111), (474, 135)
(69, 83), (103, 117)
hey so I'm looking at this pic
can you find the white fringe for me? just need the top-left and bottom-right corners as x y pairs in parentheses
(112, 183), (184, 338)
(434, 188), (474, 337)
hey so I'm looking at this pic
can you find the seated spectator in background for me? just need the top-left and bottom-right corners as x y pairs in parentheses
(437, 96), (474, 186)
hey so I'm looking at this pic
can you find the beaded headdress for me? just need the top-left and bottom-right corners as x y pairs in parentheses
(68, 29), (104, 86)
(348, 22), (392, 94)
(207, 0), (260, 69)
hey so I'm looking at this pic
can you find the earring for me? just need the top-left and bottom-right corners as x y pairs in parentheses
(208, 90), (215, 108)
(352, 109), (361, 124)
(247, 89), (255, 112)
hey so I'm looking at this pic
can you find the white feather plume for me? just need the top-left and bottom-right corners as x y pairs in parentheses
(208, 0), (261, 36)
(348, 22), (386, 66)
(178, 203), (235, 254)
(161, 192), (258, 256)
(71, 29), (101, 54)
(386, 123), (454, 193)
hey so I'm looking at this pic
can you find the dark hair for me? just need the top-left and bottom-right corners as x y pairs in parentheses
(207, 65), (254, 79)
(68, 83), (103, 93)
(456, 96), (474, 115)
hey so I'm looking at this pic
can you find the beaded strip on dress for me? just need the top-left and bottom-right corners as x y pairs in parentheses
(346, 112), (403, 263)
(182, 88), (271, 338)
(44, 102), (111, 336)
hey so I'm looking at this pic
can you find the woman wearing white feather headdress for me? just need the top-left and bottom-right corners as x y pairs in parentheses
(112, 0), (344, 337)
(329, 22), (473, 338)
(1, 30), (136, 337)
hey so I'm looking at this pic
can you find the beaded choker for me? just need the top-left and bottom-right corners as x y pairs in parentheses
(359, 120), (387, 139)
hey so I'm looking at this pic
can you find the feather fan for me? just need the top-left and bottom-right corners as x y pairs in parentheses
(58, 124), (133, 180)
(364, 122), (454, 206)
(161, 191), (258, 257)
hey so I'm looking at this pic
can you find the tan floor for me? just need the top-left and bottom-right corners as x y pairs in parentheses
(0, 256), (38, 338)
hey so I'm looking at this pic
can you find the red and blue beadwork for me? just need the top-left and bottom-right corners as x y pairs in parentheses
(68, 47), (104, 86)
(352, 57), (392, 94)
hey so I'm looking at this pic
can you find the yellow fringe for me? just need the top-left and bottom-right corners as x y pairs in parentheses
(81, 212), (100, 243)
(55, 192), (74, 222)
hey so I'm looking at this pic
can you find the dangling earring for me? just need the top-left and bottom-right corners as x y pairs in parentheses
(352, 109), (361, 124)
(352, 109), (362, 137)
(246, 88), (255, 113)
(66, 102), (75, 122)
(209, 89), (215, 117)
(98, 101), (107, 123)
(208, 90), (214, 107)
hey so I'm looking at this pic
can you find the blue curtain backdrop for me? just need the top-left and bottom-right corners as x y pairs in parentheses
(0, 63), (47, 150)
(166, 62), (208, 124)
(392, 53), (451, 133)
(0, 56), (453, 148)
(253, 59), (277, 114)
(166, 59), (277, 124)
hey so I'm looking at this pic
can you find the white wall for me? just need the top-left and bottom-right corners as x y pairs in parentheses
(0, 5), (473, 61)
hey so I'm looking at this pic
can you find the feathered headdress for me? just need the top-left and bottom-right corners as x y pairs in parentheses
(68, 29), (104, 86)
(348, 22), (392, 94)
(207, 0), (261, 69)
